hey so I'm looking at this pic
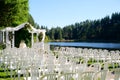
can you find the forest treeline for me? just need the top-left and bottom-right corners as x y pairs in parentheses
(46, 12), (120, 42)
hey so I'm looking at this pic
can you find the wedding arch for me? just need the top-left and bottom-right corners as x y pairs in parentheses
(0, 22), (46, 48)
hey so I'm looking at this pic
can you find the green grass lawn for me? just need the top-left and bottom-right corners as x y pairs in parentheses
(0, 68), (24, 80)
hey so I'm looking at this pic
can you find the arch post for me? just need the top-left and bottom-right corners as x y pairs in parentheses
(31, 32), (34, 47)
(12, 31), (15, 48)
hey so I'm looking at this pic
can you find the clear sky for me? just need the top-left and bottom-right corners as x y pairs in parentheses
(29, 0), (120, 29)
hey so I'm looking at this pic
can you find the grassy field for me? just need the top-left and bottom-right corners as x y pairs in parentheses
(0, 68), (24, 80)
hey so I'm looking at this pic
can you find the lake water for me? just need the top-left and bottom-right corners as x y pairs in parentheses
(49, 42), (120, 49)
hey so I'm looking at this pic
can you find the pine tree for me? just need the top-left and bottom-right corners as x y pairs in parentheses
(0, 0), (29, 27)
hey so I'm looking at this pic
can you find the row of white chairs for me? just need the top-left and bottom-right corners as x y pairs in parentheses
(0, 45), (120, 80)
(54, 47), (120, 68)
(52, 47), (120, 80)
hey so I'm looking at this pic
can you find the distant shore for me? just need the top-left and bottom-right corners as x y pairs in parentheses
(50, 39), (120, 43)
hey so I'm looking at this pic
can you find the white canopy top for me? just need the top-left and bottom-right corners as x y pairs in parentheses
(29, 24), (46, 33)
(1, 22), (46, 33)
(1, 22), (28, 32)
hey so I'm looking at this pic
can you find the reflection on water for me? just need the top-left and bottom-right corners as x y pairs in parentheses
(49, 42), (120, 49)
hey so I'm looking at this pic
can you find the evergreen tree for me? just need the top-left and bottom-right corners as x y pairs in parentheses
(28, 13), (35, 26)
(47, 12), (120, 42)
(0, 0), (29, 27)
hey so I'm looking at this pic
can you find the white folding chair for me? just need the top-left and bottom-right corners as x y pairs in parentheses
(93, 70), (108, 80)
(58, 72), (77, 80)
(79, 71), (95, 80)
(40, 73), (58, 80)
(111, 68), (120, 80)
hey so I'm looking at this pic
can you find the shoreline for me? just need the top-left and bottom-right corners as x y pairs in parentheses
(50, 39), (120, 43)
(50, 45), (120, 51)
